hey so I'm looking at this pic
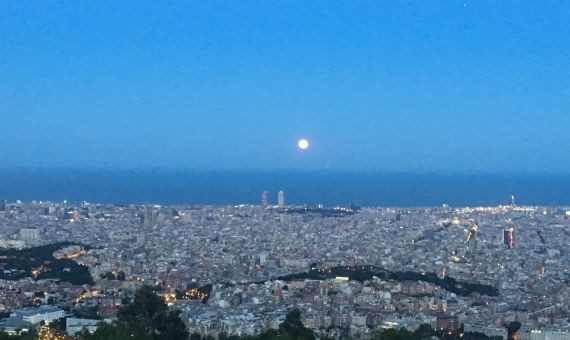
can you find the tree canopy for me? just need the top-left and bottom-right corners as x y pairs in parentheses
(370, 325), (503, 340)
(81, 285), (188, 340)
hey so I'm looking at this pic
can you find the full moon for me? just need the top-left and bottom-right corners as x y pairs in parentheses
(298, 139), (309, 150)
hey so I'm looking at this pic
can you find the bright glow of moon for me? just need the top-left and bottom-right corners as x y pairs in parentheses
(298, 139), (309, 150)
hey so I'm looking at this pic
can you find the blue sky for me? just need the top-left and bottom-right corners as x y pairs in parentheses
(1, 1), (569, 172)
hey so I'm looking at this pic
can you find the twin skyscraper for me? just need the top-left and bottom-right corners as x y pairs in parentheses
(261, 190), (285, 208)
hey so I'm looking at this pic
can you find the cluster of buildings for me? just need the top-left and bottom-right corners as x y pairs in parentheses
(0, 196), (569, 339)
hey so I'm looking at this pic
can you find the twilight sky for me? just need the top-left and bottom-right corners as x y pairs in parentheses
(1, 1), (569, 172)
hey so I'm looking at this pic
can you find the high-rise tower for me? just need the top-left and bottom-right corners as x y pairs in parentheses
(503, 226), (514, 249)
(261, 191), (269, 208)
(277, 190), (285, 208)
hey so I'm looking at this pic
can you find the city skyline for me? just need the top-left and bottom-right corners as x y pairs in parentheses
(1, 168), (570, 206)
(1, 199), (568, 339)
(1, 2), (569, 340)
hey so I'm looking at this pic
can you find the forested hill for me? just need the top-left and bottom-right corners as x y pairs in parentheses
(255, 265), (499, 297)
(0, 242), (94, 285)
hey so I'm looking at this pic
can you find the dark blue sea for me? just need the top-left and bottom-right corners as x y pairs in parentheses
(0, 169), (569, 207)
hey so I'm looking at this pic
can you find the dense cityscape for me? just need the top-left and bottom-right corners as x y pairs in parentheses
(0, 193), (569, 339)
(3, 0), (570, 339)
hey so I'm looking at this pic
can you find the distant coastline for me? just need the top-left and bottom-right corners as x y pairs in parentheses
(0, 168), (569, 207)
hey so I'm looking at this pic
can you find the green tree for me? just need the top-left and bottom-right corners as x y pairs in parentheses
(273, 309), (315, 340)
(80, 322), (139, 340)
(189, 333), (214, 340)
(81, 285), (188, 340)
(505, 321), (521, 340)
(372, 328), (416, 340)
(116, 286), (188, 340)
(413, 324), (436, 339)
(0, 330), (37, 340)
(277, 309), (314, 340)
(464, 332), (503, 340)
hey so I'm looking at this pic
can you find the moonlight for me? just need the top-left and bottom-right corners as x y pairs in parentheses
(298, 139), (309, 150)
